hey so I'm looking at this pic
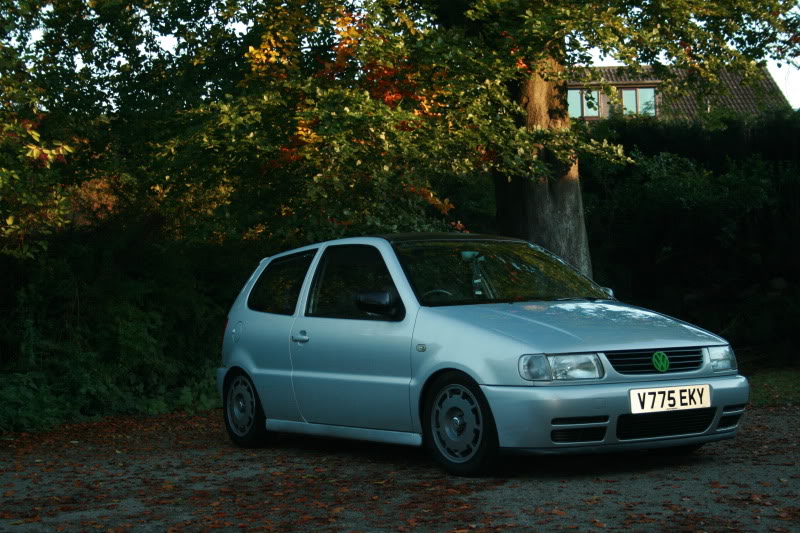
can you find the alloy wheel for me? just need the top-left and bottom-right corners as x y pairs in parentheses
(430, 383), (483, 463)
(227, 375), (257, 437)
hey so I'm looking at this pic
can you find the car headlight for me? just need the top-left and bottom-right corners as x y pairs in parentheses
(708, 345), (737, 371)
(519, 353), (604, 381)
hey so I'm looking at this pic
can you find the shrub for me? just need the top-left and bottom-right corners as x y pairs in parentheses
(0, 221), (255, 431)
(582, 111), (800, 357)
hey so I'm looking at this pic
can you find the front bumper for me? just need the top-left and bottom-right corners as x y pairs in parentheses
(482, 374), (749, 452)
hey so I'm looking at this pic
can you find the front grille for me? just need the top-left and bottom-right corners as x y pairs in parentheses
(552, 416), (609, 425)
(552, 427), (607, 443)
(604, 347), (704, 375)
(616, 407), (715, 440)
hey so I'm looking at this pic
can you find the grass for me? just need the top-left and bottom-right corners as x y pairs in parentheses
(747, 368), (800, 408)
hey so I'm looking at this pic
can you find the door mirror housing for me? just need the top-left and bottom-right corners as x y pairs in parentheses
(355, 291), (402, 318)
(602, 287), (615, 299)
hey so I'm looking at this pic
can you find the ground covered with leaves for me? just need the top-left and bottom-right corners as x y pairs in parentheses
(1, 407), (798, 532)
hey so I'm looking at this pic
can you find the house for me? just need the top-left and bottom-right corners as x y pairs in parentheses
(567, 66), (791, 120)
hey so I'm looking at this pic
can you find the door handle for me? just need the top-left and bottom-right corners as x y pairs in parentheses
(291, 331), (309, 343)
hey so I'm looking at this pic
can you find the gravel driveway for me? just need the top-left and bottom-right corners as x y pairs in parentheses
(1, 407), (797, 532)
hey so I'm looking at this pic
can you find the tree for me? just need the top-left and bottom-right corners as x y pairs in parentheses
(2, 1), (797, 267)
(0, 0), (264, 247)
(0, 116), (73, 258)
(426, 0), (799, 276)
(176, 0), (634, 246)
(208, 0), (797, 272)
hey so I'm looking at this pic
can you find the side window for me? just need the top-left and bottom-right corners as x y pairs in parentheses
(307, 245), (403, 320)
(247, 250), (316, 315)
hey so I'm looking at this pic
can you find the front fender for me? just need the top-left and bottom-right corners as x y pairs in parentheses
(409, 308), (532, 434)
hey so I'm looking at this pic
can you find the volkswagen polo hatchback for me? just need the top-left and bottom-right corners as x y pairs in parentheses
(217, 234), (749, 475)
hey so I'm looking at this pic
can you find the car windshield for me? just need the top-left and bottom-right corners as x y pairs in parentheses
(393, 239), (608, 306)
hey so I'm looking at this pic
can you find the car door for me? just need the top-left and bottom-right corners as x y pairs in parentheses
(289, 244), (414, 431)
(240, 249), (317, 422)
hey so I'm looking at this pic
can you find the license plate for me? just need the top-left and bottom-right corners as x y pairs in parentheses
(629, 384), (710, 414)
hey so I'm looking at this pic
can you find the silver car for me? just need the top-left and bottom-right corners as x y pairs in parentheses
(217, 234), (748, 475)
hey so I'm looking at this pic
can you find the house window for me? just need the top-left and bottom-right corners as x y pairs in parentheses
(620, 87), (656, 115)
(568, 89), (600, 118)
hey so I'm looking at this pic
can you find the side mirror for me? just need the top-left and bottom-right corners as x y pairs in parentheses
(602, 287), (615, 299)
(355, 291), (401, 317)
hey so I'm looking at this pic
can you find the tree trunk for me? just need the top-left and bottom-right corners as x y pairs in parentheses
(494, 57), (593, 278)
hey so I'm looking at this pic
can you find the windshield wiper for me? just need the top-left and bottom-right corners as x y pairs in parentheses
(554, 296), (603, 302)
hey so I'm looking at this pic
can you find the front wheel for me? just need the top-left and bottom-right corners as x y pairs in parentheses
(423, 372), (499, 476)
(223, 371), (269, 447)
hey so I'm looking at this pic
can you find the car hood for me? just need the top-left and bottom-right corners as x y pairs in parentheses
(426, 300), (724, 353)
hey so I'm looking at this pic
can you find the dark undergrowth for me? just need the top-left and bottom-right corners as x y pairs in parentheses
(0, 221), (282, 431)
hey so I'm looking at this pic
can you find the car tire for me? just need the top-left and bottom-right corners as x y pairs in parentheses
(223, 370), (270, 447)
(423, 372), (499, 476)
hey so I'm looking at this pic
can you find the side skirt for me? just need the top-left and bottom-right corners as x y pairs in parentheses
(266, 419), (423, 447)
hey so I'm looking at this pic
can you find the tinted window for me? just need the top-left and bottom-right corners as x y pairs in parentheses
(393, 240), (607, 306)
(247, 250), (316, 315)
(307, 245), (403, 320)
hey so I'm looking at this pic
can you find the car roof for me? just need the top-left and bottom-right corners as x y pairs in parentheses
(377, 232), (526, 244)
(261, 233), (529, 264)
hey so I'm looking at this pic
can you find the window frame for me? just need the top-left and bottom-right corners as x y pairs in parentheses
(568, 88), (601, 119)
(247, 249), (318, 316)
(619, 87), (657, 116)
(305, 244), (405, 322)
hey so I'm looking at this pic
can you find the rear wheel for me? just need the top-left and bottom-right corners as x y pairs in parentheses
(423, 372), (498, 476)
(223, 371), (269, 447)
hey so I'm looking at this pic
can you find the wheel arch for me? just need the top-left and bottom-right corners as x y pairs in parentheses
(417, 367), (483, 429)
(221, 365), (270, 418)
(222, 365), (249, 388)
(417, 367), (500, 474)
(221, 365), (270, 447)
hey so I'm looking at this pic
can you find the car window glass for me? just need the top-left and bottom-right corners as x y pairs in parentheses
(247, 250), (316, 315)
(308, 245), (402, 320)
(393, 240), (607, 306)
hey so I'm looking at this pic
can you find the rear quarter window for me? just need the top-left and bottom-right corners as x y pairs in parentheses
(247, 250), (317, 315)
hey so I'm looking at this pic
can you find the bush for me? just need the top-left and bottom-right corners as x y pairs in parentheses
(0, 220), (265, 431)
(582, 111), (800, 358)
